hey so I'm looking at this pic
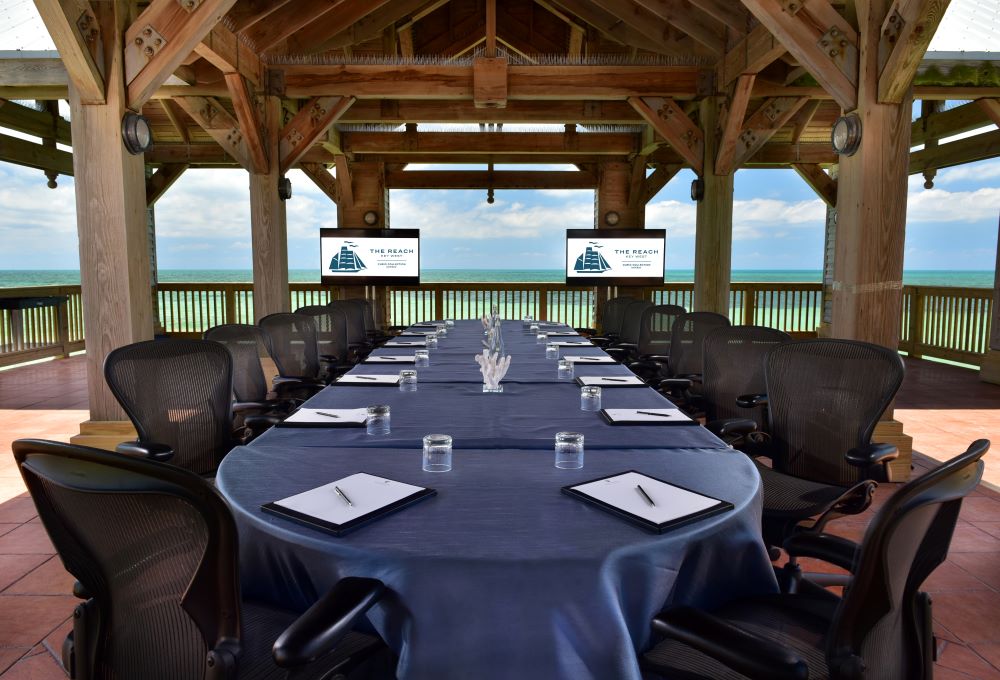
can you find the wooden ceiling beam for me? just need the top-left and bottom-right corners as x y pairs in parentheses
(299, 162), (341, 203)
(687, 0), (750, 34)
(160, 98), (190, 144)
(145, 162), (188, 206)
(714, 74), (755, 175)
(718, 23), (785, 87)
(195, 23), (262, 87)
(243, 0), (346, 52)
(485, 0), (498, 57)
(979, 99), (1000, 127)
(792, 163), (836, 206)
(730, 96), (809, 169)
(279, 96), (355, 173)
(545, 0), (689, 56)
(125, 0), (237, 109)
(335, 155), (353, 207)
(629, 96), (704, 175)
(740, 0), (858, 110)
(32, 0), (104, 103)
(911, 99), (993, 146)
(223, 73), (267, 173)
(0, 99), (72, 145)
(341, 130), (638, 155)
(878, 0), (952, 104)
(909, 128), (1000, 174)
(350, 152), (632, 164)
(224, 0), (293, 32)
(286, 0), (393, 54)
(173, 95), (252, 170)
(320, 0), (437, 51)
(790, 99), (820, 144)
(643, 163), (682, 202)
(386, 169), (598, 189)
(0, 131), (74, 175)
(628, 0), (726, 55)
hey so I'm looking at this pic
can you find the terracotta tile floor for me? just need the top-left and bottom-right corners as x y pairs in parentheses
(0, 355), (998, 678)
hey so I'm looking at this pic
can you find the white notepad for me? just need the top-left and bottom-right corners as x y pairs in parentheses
(544, 331), (580, 337)
(282, 408), (368, 425)
(337, 374), (400, 385)
(384, 340), (427, 347)
(272, 473), (426, 525)
(603, 408), (692, 423)
(577, 375), (646, 387)
(570, 471), (722, 525)
(563, 355), (616, 363)
(365, 355), (416, 363)
(552, 341), (592, 347)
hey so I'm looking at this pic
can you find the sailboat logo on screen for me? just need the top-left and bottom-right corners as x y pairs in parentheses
(329, 242), (367, 273)
(574, 242), (612, 273)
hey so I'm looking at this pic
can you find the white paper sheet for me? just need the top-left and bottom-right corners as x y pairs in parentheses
(399, 331), (437, 336)
(273, 473), (426, 525)
(384, 340), (427, 347)
(563, 355), (616, 364)
(571, 471), (720, 524)
(336, 374), (400, 385)
(364, 355), (417, 363)
(603, 408), (692, 423)
(544, 331), (580, 337)
(577, 375), (645, 386)
(282, 408), (368, 425)
(552, 341), (592, 347)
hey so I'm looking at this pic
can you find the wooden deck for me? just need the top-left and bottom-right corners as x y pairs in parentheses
(0, 355), (998, 678)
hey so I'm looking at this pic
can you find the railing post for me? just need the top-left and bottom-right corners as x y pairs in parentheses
(538, 287), (548, 322)
(56, 298), (70, 358)
(908, 287), (925, 359)
(225, 286), (237, 324)
(741, 285), (756, 325)
(434, 288), (444, 321)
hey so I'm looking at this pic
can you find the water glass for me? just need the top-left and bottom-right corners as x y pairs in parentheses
(422, 434), (453, 472)
(445, 320), (455, 328)
(536, 332), (548, 345)
(557, 358), (574, 380)
(425, 335), (438, 349)
(522, 315), (533, 329)
(399, 369), (418, 392)
(436, 327), (447, 338)
(545, 342), (559, 360)
(366, 405), (391, 435)
(580, 385), (602, 411)
(529, 323), (539, 334)
(415, 349), (430, 366)
(555, 432), (584, 469)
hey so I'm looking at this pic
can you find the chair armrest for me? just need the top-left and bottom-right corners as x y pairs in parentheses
(574, 327), (596, 335)
(652, 606), (808, 680)
(736, 393), (768, 409)
(705, 418), (758, 440)
(639, 354), (671, 363)
(845, 442), (899, 468)
(783, 533), (860, 573)
(244, 414), (281, 431)
(659, 378), (693, 392)
(115, 441), (173, 462)
(232, 401), (275, 414)
(273, 577), (385, 667)
(604, 348), (630, 361)
(73, 580), (91, 599)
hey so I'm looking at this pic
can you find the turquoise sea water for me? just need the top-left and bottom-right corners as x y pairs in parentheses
(0, 269), (993, 288)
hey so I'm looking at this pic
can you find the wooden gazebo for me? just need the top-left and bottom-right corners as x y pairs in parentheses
(1, 0), (999, 471)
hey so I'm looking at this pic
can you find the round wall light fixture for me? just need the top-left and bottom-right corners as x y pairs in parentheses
(278, 177), (292, 200)
(363, 210), (379, 225)
(831, 113), (862, 156)
(121, 112), (153, 155)
(690, 178), (705, 201)
(604, 210), (620, 226)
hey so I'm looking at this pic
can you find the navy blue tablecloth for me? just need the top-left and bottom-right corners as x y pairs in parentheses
(216, 444), (776, 680)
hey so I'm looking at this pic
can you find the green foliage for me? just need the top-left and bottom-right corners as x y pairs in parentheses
(915, 62), (1000, 87)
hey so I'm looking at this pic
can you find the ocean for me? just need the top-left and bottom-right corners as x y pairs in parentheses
(0, 269), (994, 288)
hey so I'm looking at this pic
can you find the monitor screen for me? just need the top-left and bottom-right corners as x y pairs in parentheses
(565, 229), (666, 286)
(320, 228), (420, 286)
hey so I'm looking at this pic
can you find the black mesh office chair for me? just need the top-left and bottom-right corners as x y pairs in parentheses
(650, 312), (731, 404)
(328, 301), (373, 359)
(345, 298), (391, 345)
(13, 439), (388, 680)
(641, 439), (989, 680)
(745, 339), (906, 548)
(589, 296), (636, 347)
(259, 313), (326, 399)
(621, 304), (686, 380)
(104, 339), (240, 476)
(602, 300), (653, 360)
(295, 306), (352, 379)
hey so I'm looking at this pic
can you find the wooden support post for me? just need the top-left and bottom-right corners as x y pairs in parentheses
(249, 96), (289, 322)
(336, 160), (388, 307)
(694, 97), (734, 315)
(595, 161), (644, 229)
(65, 1), (153, 429)
(980, 218), (1000, 384)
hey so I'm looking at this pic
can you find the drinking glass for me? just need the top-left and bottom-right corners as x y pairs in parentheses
(415, 349), (430, 366)
(529, 323), (539, 334)
(536, 332), (548, 345)
(545, 342), (559, 360)
(557, 358), (574, 380)
(425, 335), (438, 349)
(445, 320), (455, 328)
(554, 432), (584, 469)
(422, 434), (453, 472)
(522, 315), (533, 329)
(399, 369), (418, 392)
(366, 405), (391, 435)
(580, 385), (602, 411)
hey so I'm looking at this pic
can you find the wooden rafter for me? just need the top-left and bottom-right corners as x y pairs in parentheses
(718, 23), (785, 87)
(196, 23), (263, 87)
(224, 73), (267, 173)
(173, 96), (252, 170)
(145, 163), (188, 206)
(909, 128), (1000, 174)
(687, 0), (749, 33)
(224, 0), (293, 32)
(485, 0), (498, 57)
(792, 163), (836, 206)
(320, 0), (436, 51)
(629, 0), (726, 55)
(0, 131), (74, 175)
(243, 0), (342, 52)
(546, 0), (687, 57)
(740, 0), (858, 111)
(160, 98), (190, 144)
(878, 0), (952, 104)
(342, 130), (638, 155)
(300, 162), (341, 203)
(629, 96), (704, 175)
(32, 0), (104, 103)
(386, 170), (598, 189)
(338, 99), (642, 124)
(0, 98), (71, 144)
(335, 155), (353, 207)
(125, 0), (237, 109)
(715, 74), (756, 175)
(627, 154), (649, 211)
(279, 96), (355, 173)
(976, 98), (1000, 128)
(286, 0), (393, 54)
(728, 96), (809, 170)
(643, 163), (682, 202)
(790, 99), (820, 144)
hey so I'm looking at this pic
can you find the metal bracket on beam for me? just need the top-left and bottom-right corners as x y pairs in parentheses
(177, 0), (205, 12)
(126, 25), (167, 68)
(76, 8), (99, 43)
(817, 26), (858, 76)
(780, 0), (803, 16)
(878, 9), (905, 71)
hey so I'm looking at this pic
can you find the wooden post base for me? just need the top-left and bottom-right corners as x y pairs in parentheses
(979, 349), (1000, 385)
(873, 419), (913, 482)
(70, 420), (137, 452)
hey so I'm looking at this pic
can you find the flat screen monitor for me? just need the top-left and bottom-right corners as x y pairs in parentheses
(320, 228), (420, 286)
(565, 229), (666, 286)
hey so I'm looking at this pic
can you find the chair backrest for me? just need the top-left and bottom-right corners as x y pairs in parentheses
(700, 325), (791, 425)
(666, 312), (731, 377)
(765, 339), (905, 485)
(618, 300), (654, 344)
(636, 304), (686, 356)
(600, 296), (636, 336)
(204, 324), (269, 403)
(13, 439), (241, 680)
(296, 305), (349, 364)
(259, 313), (321, 380)
(826, 440), (988, 679)
(104, 339), (233, 476)
(345, 298), (376, 334)
(328, 300), (367, 345)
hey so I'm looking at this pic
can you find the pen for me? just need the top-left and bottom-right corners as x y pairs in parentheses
(334, 486), (353, 507)
(603, 378), (627, 382)
(636, 485), (656, 506)
(355, 376), (378, 380)
(316, 411), (340, 418)
(637, 410), (673, 417)
(577, 357), (601, 361)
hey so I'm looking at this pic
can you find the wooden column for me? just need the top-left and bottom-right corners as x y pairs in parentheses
(980, 217), (1000, 384)
(249, 96), (289, 321)
(67, 4), (153, 426)
(336, 160), (388, 308)
(694, 97), (734, 315)
(594, 161), (644, 229)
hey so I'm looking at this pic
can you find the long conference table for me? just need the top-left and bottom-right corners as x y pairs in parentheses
(216, 320), (777, 680)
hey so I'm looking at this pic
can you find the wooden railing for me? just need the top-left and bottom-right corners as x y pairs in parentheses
(0, 282), (992, 368)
